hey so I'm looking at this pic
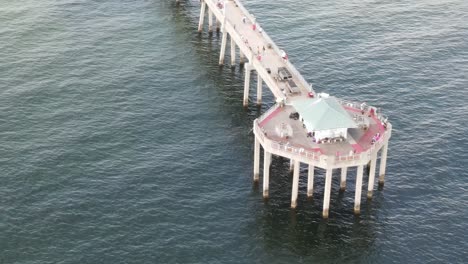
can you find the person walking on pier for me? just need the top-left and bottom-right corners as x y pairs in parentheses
(242, 16), (246, 24)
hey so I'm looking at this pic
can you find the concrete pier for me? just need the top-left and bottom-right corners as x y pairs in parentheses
(340, 167), (347, 191)
(367, 153), (377, 199)
(239, 50), (245, 64)
(379, 141), (389, 185)
(243, 63), (251, 107)
(208, 10), (213, 32)
(219, 30), (227, 65)
(307, 164), (314, 197)
(230, 36), (236, 67)
(323, 163), (334, 218)
(253, 137), (260, 182)
(192, 0), (392, 218)
(263, 151), (271, 198)
(354, 165), (364, 214)
(198, 1), (206, 33)
(257, 74), (262, 105)
(291, 160), (300, 208)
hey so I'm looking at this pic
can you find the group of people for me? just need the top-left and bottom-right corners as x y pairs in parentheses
(237, 11), (289, 63)
(371, 133), (381, 144)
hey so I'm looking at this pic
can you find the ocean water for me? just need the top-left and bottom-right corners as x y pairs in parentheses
(1, 0), (467, 263)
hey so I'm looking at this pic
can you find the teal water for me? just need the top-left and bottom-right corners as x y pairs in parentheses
(1, 0), (467, 263)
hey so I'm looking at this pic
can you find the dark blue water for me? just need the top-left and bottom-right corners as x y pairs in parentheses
(1, 0), (467, 263)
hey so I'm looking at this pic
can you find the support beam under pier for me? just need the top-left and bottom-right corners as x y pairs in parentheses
(208, 10), (213, 33)
(354, 165), (364, 215)
(253, 137), (260, 182)
(198, 1), (206, 33)
(263, 151), (271, 198)
(239, 50), (245, 64)
(230, 36), (236, 67)
(307, 164), (314, 197)
(219, 31), (228, 65)
(340, 167), (347, 191)
(257, 74), (262, 105)
(323, 167), (333, 218)
(367, 153), (377, 199)
(291, 160), (300, 208)
(216, 19), (220, 32)
(289, 159), (294, 172)
(243, 63), (252, 107)
(379, 141), (389, 186)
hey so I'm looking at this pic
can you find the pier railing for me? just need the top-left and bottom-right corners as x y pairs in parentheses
(254, 118), (391, 167)
(337, 98), (388, 124)
(231, 0), (313, 94)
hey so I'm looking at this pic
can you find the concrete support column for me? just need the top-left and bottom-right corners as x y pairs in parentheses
(291, 160), (300, 208)
(289, 159), (294, 172)
(263, 151), (271, 198)
(257, 71), (263, 105)
(198, 1), (206, 33)
(230, 36), (236, 67)
(243, 63), (251, 107)
(367, 153), (377, 199)
(307, 164), (314, 197)
(257, 74), (262, 105)
(323, 167), (333, 218)
(216, 19), (221, 32)
(253, 137), (260, 182)
(354, 165), (364, 214)
(239, 50), (245, 64)
(219, 31), (228, 65)
(208, 10), (213, 32)
(379, 142), (389, 186)
(340, 167), (347, 191)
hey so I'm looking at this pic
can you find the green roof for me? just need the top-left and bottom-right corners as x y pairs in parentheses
(291, 97), (357, 130)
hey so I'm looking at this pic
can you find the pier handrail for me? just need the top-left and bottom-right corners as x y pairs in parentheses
(257, 103), (280, 123)
(231, 0), (313, 94)
(254, 118), (391, 166)
(337, 98), (388, 122)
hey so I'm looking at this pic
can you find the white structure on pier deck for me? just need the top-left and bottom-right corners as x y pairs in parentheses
(291, 96), (358, 141)
(191, 0), (392, 218)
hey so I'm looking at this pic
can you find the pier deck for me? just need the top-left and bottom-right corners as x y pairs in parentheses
(204, 0), (313, 101)
(192, 0), (392, 217)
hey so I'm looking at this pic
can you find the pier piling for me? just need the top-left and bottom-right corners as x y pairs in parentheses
(230, 37), (236, 67)
(367, 153), (377, 199)
(291, 160), (300, 208)
(257, 74), (262, 105)
(307, 164), (315, 197)
(354, 165), (364, 214)
(323, 164), (334, 218)
(263, 151), (271, 198)
(340, 167), (347, 191)
(198, 1), (206, 33)
(253, 137), (260, 182)
(379, 141), (389, 186)
(243, 63), (251, 107)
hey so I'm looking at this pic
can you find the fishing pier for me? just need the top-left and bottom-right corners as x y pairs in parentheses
(184, 0), (392, 218)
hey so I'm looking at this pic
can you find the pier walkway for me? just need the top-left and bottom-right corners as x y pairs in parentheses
(200, 0), (313, 104)
(189, 0), (392, 218)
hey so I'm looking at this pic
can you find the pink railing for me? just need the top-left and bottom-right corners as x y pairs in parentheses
(253, 119), (391, 166)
